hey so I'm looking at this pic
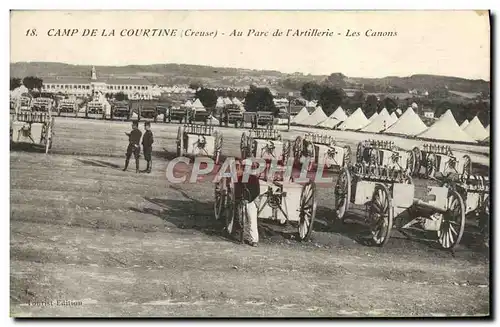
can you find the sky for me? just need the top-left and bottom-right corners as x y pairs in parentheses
(10, 10), (491, 80)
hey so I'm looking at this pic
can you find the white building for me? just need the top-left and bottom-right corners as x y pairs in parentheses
(40, 66), (155, 100)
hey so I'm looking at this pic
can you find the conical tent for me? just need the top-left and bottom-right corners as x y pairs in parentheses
(417, 110), (476, 143)
(388, 112), (398, 126)
(232, 97), (242, 106)
(460, 119), (469, 129)
(291, 107), (310, 124)
(223, 97), (233, 105)
(191, 98), (206, 111)
(318, 117), (341, 129)
(384, 107), (428, 136)
(216, 97), (224, 108)
(369, 112), (379, 121)
(330, 106), (348, 121)
(361, 108), (391, 133)
(338, 108), (370, 131)
(301, 106), (328, 126)
(463, 116), (488, 141)
(183, 100), (193, 107)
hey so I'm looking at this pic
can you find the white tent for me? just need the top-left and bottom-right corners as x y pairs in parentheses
(368, 112), (379, 121)
(396, 108), (402, 116)
(216, 97), (224, 108)
(361, 108), (392, 133)
(191, 98), (205, 111)
(291, 107), (310, 125)
(463, 116), (488, 141)
(384, 107), (427, 136)
(486, 124), (490, 137)
(11, 85), (29, 98)
(338, 108), (370, 131)
(305, 100), (317, 107)
(223, 97), (233, 105)
(208, 115), (219, 125)
(330, 106), (348, 122)
(460, 119), (469, 130)
(301, 106), (328, 126)
(183, 99), (193, 107)
(232, 97), (242, 106)
(388, 112), (398, 127)
(417, 110), (477, 143)
(318, 117), (342, 129)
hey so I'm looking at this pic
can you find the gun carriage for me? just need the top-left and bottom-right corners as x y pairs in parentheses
(31, 97), (53, 112)
(240, 129), (291, 164)
(168, 107), (188, 124)
(188, 109), (211, 125)
(57, 99), (78, 117)
(333, 163), (466, 249)
(175, 123), (223, 165)
(356, 140), (416, 175)
(412, 144), (472, 178)
(214, 157), (317, 243)
(293, 133), (352, 171)
(219, 104), (244, 128)
(10, 102), (55, 154)
(110, 101), (131, 120)
(139, 105), (158, 122)
(86, 101), (106, 119)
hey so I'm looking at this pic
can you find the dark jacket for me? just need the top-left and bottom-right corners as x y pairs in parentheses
(142, 130), (154, 148)
(127, 129), (142, 145)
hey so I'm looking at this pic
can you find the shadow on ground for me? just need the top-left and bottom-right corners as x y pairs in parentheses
(76, 158), (122, 169)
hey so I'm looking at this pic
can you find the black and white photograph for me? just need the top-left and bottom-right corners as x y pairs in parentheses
(9, 10), (491, 317)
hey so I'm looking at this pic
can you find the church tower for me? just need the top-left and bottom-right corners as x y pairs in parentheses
(91, 66), (97, 80)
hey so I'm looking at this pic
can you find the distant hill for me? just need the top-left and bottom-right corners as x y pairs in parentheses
(10, 62), (490, 95)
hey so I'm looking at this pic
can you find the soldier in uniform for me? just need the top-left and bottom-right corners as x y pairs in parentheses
(142, 121), (154, 173)
(123, 121), (142, 173)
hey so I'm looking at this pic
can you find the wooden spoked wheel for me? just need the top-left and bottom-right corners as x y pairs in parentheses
(425, 153), (437, 178)
(240, 132), (248, 159)
(412, 147), (422, 176)
(176, 126), (184, 157)
(213, 177), (226, 221)
(298, 181), (317, 241)
(213, 132), (223, 165)
(356, 142), (364, 164)
(437, 190), (465, 249)
(462, 155), (472, 177)
(293, 136), (303, 159)
(282, 140), (291, 165)
(479, 195), (490, 247)
(406, 150), (415, 175)
(334, 167), (351, 222)
(369, 184), (393, 246)
(342, 145), (352, 167)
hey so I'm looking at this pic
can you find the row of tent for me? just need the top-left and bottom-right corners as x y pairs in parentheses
(215, 97), (244, 108)
(291, 105), (490, 144)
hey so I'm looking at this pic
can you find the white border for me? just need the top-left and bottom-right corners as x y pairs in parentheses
(3, 1), (497, 326)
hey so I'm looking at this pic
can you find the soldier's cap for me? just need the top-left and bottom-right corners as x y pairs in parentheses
(144, 121), (151, 126)
(132, 121), (139, 127)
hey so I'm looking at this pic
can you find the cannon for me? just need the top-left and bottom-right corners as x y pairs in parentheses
(168, 107), (188, 124)
(240, 129), (291, 164)
(110, 101), (131, 120)
(333, 164), (466, 249)
(438, 173), (490, 247)
(214, 161), (317, 243)
(219, 104), (244, 128)
(86, 102), (106, 119)
(139, 105), (158, 122)
(175, 123), (223, 164)
(10, 103), (55, 154)
(356, 139), (416, 175)
(31, 97), (53, 112)
(293, 132), (352, 171)
(57, 99), (78, 117)
(412, 144), (472, 178)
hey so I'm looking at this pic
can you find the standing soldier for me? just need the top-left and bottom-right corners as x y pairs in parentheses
(142, 121), (154, 173)
(123, 121), (142, 173)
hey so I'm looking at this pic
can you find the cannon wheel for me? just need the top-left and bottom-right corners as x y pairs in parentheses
(213, 176), (227, 221)
(240, 132), (248, 159)
(437, 190), (465, 249)
(369, 183), (393, 246)
(297, 181), (317, 241)
(213, 132), (223, 165)
(412, 147), (422, 176)
(343, 145), (352, 167)
(479, 195), (490, 247)
(176, 126), (184, 157)
(462, 155), (472, 176)
(223, 179), (244, 243)
(282, 140), (291, 165)
(334, 166), (351, 222)
(356, 142), (364, 164)
(425, 153), (437, 178)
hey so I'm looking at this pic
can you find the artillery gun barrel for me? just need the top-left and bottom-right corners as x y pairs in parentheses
(412, 199), (447, 214)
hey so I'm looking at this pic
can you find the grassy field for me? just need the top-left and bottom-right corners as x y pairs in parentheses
(10, 118), (490, 317)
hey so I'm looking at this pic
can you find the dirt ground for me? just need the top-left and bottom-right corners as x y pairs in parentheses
(10, 118), (490, 317)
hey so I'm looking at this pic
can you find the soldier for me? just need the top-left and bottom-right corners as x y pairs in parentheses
(123, 121), (142, 173)
(142, 121), (154, 173)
